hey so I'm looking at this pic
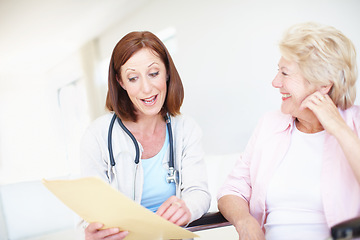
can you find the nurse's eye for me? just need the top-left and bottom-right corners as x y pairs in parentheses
(128, 76), (138, 82)
(149, 71), (159, 78)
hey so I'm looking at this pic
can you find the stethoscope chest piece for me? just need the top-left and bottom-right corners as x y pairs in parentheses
(166, 167), (179, 184)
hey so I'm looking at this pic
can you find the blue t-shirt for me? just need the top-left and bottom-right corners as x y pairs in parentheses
(140, 127), (176, 212)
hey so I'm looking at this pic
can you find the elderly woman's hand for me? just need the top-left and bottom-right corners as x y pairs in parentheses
(85, 222), (129, 240)
(156, 195), (191, 226)
(301, 91), (346, 136)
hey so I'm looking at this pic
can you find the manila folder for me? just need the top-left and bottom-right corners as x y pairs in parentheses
(42, 177), (198, 240)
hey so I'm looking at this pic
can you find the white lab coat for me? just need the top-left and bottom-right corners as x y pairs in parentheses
(79, 113), (210, 229)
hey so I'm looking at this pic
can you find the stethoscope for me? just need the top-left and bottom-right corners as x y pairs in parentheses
(107, 113), (178, 184)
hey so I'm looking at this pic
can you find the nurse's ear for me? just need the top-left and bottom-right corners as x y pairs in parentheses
(320, 82), (333, 95)
(117, 74), (126, 90)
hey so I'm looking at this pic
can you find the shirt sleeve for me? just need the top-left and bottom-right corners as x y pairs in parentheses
(216, 113), (268, 203)
(216, 152), (251, 203)
(79, 124), (110, 183)
(177, 116), (211, 223)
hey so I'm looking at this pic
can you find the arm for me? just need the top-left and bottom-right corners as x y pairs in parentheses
(77, 127), (110, 231)
(153, 116), (210, 226)
(79, 119), (127, 236)
(330, 118), (360, 184)
(216, 116), (270, 240)
(80, 126), (110, 181)
(218, 195), (265, 240)
(302, 92), (360, 184)
(174, 116), (211, 223)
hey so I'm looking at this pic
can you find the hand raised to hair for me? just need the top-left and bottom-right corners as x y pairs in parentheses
(300, 91), (346, 136)
(156, 195), (191, 226)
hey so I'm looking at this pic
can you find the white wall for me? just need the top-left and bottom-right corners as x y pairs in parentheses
(95, 0), (360, 155)
(1, 0), (360, 185)
(0, 54), (86, 184)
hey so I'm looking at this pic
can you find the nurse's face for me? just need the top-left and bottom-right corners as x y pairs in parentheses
(119, 48), (167, 118)
(272, 57), (317, 118)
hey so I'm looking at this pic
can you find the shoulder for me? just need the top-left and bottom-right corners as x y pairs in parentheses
(339, 105), (360, 130)
(339, 105), (360, 119)
(170, 114), (203, 142)
(80, 113), (114, 150)
(171, 114), (201, 131)
(257, 110), (293, 132)
(84, 112), (114, 137)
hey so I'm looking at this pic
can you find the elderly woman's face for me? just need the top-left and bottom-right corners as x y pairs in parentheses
(272, 57), (317, 118)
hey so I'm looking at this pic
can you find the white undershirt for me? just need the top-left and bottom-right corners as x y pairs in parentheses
(265, 122), (329, 240)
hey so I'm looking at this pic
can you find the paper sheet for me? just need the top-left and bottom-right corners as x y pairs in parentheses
(42, 177), (198, 240)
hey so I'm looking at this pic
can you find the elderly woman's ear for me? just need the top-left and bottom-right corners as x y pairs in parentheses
(320, 83), (333, 95)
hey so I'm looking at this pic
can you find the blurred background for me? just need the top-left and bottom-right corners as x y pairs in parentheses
(0, 0), (360, 238)
(1, 0), (360, 185)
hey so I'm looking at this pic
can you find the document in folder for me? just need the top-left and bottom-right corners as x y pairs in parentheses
(42, 177), (199, 240)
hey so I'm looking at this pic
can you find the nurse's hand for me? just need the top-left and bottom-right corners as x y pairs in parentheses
(156, 195), (191, 226)
(85, 222), (129, 240)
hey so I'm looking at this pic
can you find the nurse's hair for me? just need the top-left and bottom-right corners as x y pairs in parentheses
(106, 31), (184, 121)
(279, 22), (358, 110)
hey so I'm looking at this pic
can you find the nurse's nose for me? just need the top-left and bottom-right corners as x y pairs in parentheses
(141, 77), (152, 93)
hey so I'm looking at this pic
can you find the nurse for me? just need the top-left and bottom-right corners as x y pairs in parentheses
(80, 31), (210, 240)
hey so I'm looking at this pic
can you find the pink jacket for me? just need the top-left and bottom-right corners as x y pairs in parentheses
(218, 106), (360, 228)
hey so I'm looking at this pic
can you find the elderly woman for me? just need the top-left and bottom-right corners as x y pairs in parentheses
(218, 22), (360, 240)
(80, 31), (210, 240)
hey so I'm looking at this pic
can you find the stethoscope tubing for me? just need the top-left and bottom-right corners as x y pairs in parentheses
(107, 114), (117, 166)
(108, 113), (140, 166)
(165, 115), (174, 169)
(107, 113), (176, 183)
